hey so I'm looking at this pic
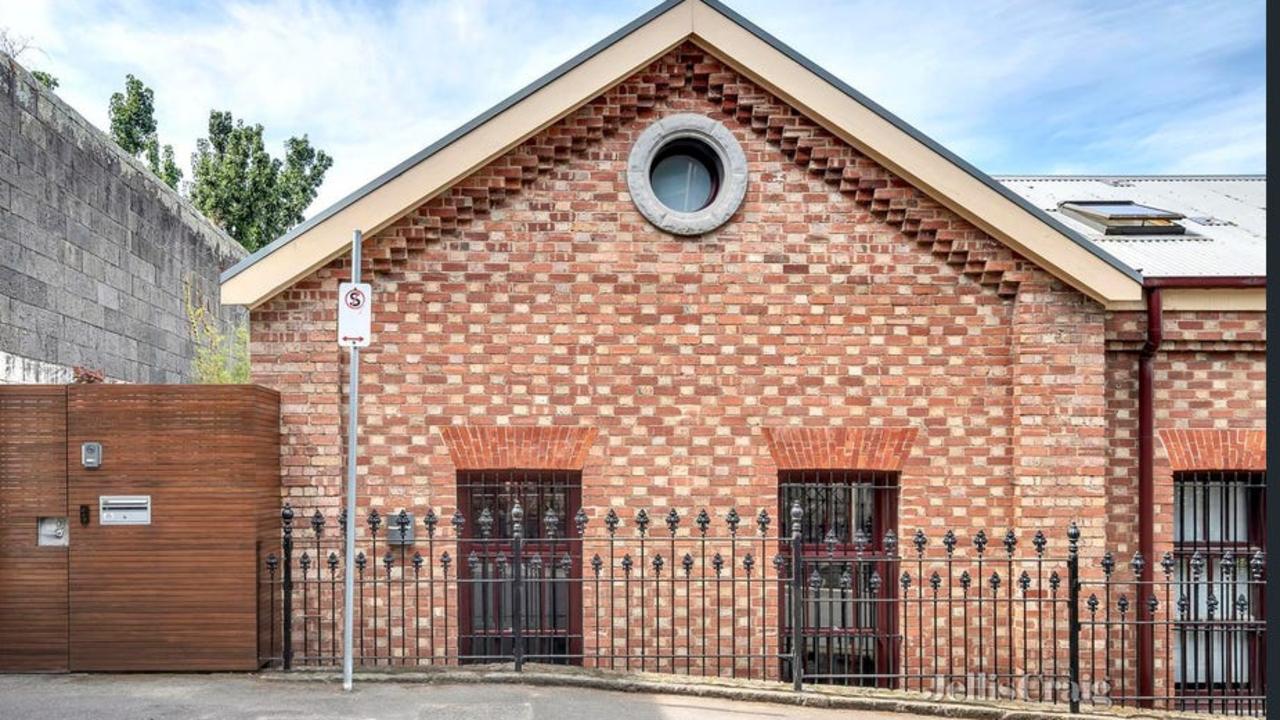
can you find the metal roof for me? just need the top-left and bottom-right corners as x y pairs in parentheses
(995, 176), (1266, 278)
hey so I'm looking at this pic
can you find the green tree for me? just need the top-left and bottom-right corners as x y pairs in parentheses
(189, 110), (333, 251)
(108, 74), (156, 155)
(31, 70), (58, 90)
(184, 276), (250, 384)
(145, 136), (182, 190)
(108, 74), (182, 189)
(1, 28), (59, 89)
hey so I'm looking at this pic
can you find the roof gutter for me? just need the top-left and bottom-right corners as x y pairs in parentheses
(1141, 276), (1266, 289)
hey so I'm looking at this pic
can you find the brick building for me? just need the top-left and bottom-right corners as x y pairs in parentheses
(220, 0), (1264, 706)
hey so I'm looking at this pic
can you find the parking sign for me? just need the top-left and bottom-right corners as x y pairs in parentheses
(337, 282), (371, 347)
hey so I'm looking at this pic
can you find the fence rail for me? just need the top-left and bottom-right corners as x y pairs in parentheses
(261, 503), (1265, 716)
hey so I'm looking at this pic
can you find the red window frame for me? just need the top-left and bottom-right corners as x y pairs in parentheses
(778, 469), (900, 686)
(456, 469), (583, 664)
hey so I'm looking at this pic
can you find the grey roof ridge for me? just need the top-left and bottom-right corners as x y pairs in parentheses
(992, 174), (1266, 181)
(222, 0), (1143, 285)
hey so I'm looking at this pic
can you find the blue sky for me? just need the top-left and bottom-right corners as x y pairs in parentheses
(0, 0), (1265, 216)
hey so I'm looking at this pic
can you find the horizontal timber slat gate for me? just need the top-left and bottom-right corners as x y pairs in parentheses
(263, 502), (1265, 716)
(0, 385), (280, 672)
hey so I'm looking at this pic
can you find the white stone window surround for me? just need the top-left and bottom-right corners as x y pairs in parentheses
(627, 113), (748, 236)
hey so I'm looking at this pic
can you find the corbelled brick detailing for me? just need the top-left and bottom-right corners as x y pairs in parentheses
(1106, 310), (1266, 352)
(440, 426), (598, 470)
(695, 57), (1030, 298)
(761, 427), (917, 471)
(248, 40), (1126, 544)
(352, 44), (1030, 299)
(1158, 428), (1266, 471)
(356, 54), (688, 278)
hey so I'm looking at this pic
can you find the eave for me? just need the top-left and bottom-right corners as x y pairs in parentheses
(221, 0), (1147, 309)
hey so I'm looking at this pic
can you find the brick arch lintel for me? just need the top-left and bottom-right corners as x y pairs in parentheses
(1158, 428), (1266, 472)
(762, 427), (919, 472)
(439, 426), (598, 470)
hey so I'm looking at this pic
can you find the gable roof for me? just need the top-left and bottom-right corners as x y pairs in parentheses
(220, 0), (1146, 308)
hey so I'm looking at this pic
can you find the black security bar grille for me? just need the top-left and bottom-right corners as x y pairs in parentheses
(1166, 471), (1266, 713)
(777, 470), (898, 686)
(456, 469), (582, 664)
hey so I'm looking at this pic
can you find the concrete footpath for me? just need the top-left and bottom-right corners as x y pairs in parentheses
(0, 673), (922, 720)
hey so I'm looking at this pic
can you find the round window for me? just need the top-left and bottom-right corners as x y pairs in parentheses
(627, 114), (747, 236)
(649, 140), (720, 212)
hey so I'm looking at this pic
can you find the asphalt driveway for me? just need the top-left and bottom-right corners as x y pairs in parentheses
(0, 674), (917, 720)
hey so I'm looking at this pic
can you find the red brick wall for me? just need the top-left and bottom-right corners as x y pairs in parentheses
(1103, 309), (1266, 697)
(252, 43), (1072, 537)
(1104, 310), (1266, 557)
(249, 42), (1261, 681)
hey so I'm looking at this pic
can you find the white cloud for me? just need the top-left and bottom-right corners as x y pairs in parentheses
(0, 0), (1263, 223)
(724, 0), (1265, 173)
(1134, 88), (1267, 173)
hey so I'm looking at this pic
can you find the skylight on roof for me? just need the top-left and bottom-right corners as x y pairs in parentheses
(1058, 200), (1186, 236)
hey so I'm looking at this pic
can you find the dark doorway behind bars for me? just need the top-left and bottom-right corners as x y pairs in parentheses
(778, 469), (900, 686)
(456, 469), (583, 664)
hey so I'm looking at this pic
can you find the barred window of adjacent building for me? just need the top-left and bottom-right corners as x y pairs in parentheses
(779, 469), (900, 686)
(1172, 470), (1266, 705)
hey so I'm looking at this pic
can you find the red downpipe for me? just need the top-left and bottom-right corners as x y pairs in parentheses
(1137, 286), (1161, 707)
(1133, 275), (1262, 705)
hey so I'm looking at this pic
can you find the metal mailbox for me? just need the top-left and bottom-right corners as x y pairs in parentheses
(386, 512), (414, 545)
(99, 496), (151, 525)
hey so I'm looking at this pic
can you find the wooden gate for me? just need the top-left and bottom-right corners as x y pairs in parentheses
(0, 387), (69, 671)
(0, 385), (279, 672)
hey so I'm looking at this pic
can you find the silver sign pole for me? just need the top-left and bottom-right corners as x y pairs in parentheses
(342, 229), (361, 691)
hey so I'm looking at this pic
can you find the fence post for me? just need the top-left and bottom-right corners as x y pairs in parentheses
(511, 501), (525, 672)
(281, 504), (295, 671)
(1134, 551), (1152, 709)
(790, 501), (804, 692)
(1066, 522), (1081, 713)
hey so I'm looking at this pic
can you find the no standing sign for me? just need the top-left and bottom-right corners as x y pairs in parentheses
(337, 282), (372, 347)
(340, 231), (366, 692)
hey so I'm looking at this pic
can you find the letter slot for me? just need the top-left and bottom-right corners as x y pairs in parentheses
(99, 496), (151, 525)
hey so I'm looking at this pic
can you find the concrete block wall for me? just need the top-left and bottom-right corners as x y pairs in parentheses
(0, 53), (245, 384)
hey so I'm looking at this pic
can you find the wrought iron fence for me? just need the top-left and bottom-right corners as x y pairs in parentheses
(260, 502), (1265, 716)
